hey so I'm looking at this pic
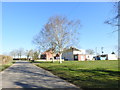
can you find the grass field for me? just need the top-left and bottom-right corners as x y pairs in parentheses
(33, 60), (119, 89)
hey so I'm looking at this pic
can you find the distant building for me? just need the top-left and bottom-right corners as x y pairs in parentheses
(41, 49), (54, 60)
(41, 47), (118, 61)
(86, 55), (95, 61)
(40, 49), (60, 60)
(62, 47), (86, 61)
(94, 54), (118, 60)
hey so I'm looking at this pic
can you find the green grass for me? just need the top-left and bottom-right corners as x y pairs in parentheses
(34, 60), (119, 89)
(0, 61), (16, 72)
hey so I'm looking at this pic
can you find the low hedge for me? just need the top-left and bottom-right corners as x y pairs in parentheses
(13, 58), (28, 60)
(0, 55), (13, 65)
(0, 55), (14, 72)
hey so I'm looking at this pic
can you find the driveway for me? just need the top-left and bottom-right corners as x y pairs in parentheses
(0, 60), (81, 89)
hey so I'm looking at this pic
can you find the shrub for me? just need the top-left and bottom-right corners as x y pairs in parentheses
(0, 55), (13, 65)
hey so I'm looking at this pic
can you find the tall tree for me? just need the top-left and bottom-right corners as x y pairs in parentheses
(105, 2), (120, 59)
(33, 15), (81, 63)
(33, 29), (50, 56)
(17, 48), (24, 59)
(32, 51), (39, 60)
(9, 50), (17, 58)
(26, 49), (34, 60)
(104, 2), (120, 29)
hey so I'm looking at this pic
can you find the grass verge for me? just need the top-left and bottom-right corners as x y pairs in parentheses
(33, 60), (119, 89)
(0, 61), (16, 72)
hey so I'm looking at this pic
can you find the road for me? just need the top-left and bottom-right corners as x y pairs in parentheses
(0, 60), (81, 89)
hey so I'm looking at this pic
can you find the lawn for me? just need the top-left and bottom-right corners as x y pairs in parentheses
(33, 60), (119, 89)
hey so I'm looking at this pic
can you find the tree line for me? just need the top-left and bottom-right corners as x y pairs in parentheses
(9, 48), (39, 60)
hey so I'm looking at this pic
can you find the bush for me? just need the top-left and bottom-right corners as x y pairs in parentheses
(0, 55), (13, 65)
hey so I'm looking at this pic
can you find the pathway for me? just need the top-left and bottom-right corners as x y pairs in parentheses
(0, 61), (81, 89)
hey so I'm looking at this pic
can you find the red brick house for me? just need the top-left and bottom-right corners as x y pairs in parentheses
(41, 49), (59, 60)
(41, 49), (53, 60)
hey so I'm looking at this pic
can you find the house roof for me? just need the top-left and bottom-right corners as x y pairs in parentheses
(41, 48), (57, 55)
(42, 47), (81, 54)
(63, 46), (81, 52)
(70, 47), (80, 51)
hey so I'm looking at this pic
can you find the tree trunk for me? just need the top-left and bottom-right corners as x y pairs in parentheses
(14, 55), (15, 58)
(39, 54), (41, 59)
(52, 53), (54, 63)
(52, 57), (54, 63)
(18, 54), (19, 58)
(46, 54), (48, 61)
(20, 55), (21, 59)
(59, 53), (62, 63)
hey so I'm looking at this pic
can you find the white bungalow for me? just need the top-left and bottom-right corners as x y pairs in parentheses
(62, 47), (86, 61)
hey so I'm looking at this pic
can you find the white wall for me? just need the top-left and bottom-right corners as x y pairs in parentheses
(81, 56), (85, 61)
(73, 51), (82, 54)
(108, 54), (118, 60)
(86, 55), (94, 60)
(81, 49), (86, 54)
(73, 49), (85, 54)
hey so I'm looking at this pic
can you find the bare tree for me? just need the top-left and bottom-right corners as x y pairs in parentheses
(25, 50), (32, 60)
(33, 30), (50, 54)
(9, 50), (17, 58)
(86, 49), (95, 55)
(32, 50), (39, 60)
(17, 48), (24, 59)
(25, 50), (29, 59)
(26, 49), (34, 60)
(37, 46), (41, 59)
(33, 15), (81, 63)
(104, 2), (120, 29)
(105, 2), (120, 59)
(48, 42), (57, 63)
(16, 49), (20, 58)
(10, 49), (20, 58)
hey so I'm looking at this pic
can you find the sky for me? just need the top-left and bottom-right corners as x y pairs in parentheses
(1, 2), (118, 55)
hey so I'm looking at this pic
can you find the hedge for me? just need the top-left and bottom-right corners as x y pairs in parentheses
(0, 55), (13, 65)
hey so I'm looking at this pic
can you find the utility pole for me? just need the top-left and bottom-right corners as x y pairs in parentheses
(101, 47), (104, 55)
(95, 47), (97, 55)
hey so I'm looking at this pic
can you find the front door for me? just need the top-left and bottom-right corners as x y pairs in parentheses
(74, 55), (78, 61)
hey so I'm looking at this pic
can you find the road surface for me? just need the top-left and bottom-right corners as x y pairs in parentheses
(0, 60), (81, 89)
